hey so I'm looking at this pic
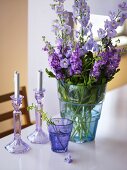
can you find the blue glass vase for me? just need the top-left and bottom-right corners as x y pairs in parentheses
(57, 81), (106, 143)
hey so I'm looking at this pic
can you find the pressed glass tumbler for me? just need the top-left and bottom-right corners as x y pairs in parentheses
(48, 118), (73, 153)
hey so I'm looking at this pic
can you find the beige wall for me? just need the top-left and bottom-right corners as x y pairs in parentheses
(0, 0), (28, 134)
(0, 0), (28, 95)
(108, 54), (127, 91)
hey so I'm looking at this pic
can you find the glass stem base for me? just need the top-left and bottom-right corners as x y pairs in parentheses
(5, 138), (31, 154)
(27, 129), (49, 144)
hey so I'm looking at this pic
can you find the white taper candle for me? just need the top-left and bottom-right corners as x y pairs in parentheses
(37, 70), (43, 91)
(14, 71), (20, 98)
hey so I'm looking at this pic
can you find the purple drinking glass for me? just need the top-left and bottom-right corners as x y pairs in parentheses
(48, 118), (73, 153)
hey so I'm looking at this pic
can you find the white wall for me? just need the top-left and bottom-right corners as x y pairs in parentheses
(28, 0), (59, 119)
(28, 0), (125, 120)
(88, 0), (126, 15)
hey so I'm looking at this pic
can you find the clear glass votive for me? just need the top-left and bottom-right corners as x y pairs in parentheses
(48, 118), (73, 153)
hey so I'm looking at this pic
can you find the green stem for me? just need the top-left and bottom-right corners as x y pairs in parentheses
(52, 125), (65, 150)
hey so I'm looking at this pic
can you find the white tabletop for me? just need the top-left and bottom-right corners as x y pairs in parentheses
(1, 85), (127, 170)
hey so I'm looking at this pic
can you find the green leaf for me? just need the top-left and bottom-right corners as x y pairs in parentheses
(102, 78), (106, 84)
(27, 103), (35, 111)
(45, 68), (55, 78)
(27, 103), (55, 125)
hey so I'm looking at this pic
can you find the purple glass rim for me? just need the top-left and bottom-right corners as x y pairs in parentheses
(10, 95), (24, 100)
(50, 118), (73, 126)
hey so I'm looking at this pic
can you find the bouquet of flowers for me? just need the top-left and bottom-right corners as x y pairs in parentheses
(42, 0), (127, 86)
(42, 0), (127, 143)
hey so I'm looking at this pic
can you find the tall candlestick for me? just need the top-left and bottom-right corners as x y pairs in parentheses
(27, 89), (49, 144)
(5, 95), (31, 153)
(14, 71), (20, 98)
(37, 70), (43, 91)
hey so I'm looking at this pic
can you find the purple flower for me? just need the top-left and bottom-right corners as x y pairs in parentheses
(70, 46), (82, 74)
(80, 14), (90, 28)
(118, 2), (127, 11)
(85, 40), (93, 51)
(109, 20), (118, 29)
(62, 11), (69, 24)
(105, 50), (121, 79)
(62, 25), (72, 35)
(93, 43), (99, 52)
(90, 62), (101, 80)
(109, 11), (116, 21)
(75, 30), (80, 39)
(97, 28), (106, 39)
(55, 0), (66, 3)
(67, 41), (74, 50)
(85, 38), (94, 51)
(56, 38), (63, 46)
(107, 29), (117, 38)
(90, 53), (107, 80)
(87, 23), (93, 34)
(73, 0), (90, 37)
(56, 4), (64, 14)
(49, 53), (60, 70)
(55, 71), (65, 80)
(80, 46), (88, 55)
(68, 67), (73, 76)
(118, 13), (127, 25)
(60, 58), (69, 68)
(65, 50), (72, 58)
(52, 23), (60, 35)
(84, 38), (99, 52)
(104, 20), (118, 30)
(90, 49), (121, 81)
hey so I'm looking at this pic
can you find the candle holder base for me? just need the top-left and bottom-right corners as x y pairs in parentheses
(27, 129), (49, 144)
(5, 138), (31, 154)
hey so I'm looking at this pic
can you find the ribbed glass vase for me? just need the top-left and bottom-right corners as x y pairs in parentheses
(57, 81), (106, 143)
